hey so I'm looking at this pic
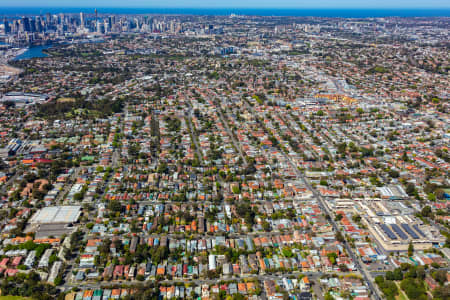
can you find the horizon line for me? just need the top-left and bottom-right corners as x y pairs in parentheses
(3, 6), (450, 9)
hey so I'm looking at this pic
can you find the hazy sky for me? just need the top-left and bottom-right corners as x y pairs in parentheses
(3, 0), (450, 8)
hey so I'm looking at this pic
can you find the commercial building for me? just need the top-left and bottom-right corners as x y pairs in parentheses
(28, 206), (81, 238)
(29, 206), (81, 224)
(358, 200), (445, 252)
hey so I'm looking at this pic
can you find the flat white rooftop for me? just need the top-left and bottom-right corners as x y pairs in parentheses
(29, 206), (81, 224)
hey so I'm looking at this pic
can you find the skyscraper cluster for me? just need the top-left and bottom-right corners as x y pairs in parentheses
(2, 11), (185, 37)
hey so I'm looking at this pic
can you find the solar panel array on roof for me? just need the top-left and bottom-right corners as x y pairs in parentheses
(401, 223), (419, 239)
(413, 224), (426, 238)
(380, 224), (397, 240)
(391, 224), (408, 240)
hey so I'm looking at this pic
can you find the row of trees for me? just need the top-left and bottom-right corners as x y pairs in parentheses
(376, 263), (449, 300)
(36, 97), (124, 120)
(0, 271), (61, 299)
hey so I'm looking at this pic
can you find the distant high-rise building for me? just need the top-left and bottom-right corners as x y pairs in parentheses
(58, 13), (64, 25)
(80, 12), (85, 28)
(30, 19), (36, 32)
(107, 16), (113, 31)
(36, 17), (43, 32)
(3, 19), (10, 34)
(22, 17), (31, 32)
(104, 20), (109, 33)
(12, 20), (19, 33)
(97, 20), (104, 33)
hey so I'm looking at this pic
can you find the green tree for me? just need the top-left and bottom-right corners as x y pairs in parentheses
(282, 247), (294, 258)
(54, 276), (63, 286)
(393, 268), (404, 281)
(385, 271), (394, 281)
(108, 200), (122, 212)
(338, 264), (349, 272)
(327, 252), (338, 265)
(335, 231), (345, 243)
(408, 242), (414, 257)
(433, 269), (448, 285)
(335, 214), (343, 221)
(405, 183), (416, 195)
(324, 293), (334, 300)
(433, 285), (450, 300)
(352, 214), (361, 223)
(416, 266), (425, 279)
(388, 169), (399, 178)
(400, 278), (426, 299)
(421, 206), (432, 218)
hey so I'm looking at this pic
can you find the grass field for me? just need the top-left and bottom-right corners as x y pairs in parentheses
(0, 296), (31, 300)
(395, 282), (409, 300)
(396, 292), (408, 300)
(57, 97), (76, 103)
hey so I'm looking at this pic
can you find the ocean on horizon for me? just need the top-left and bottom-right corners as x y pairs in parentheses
(1, 7), (450, 17)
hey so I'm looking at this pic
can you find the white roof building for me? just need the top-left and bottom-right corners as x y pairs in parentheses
(29, 206), (81, 224)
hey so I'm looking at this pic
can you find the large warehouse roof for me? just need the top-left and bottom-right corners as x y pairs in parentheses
(29, 206), (81, 224)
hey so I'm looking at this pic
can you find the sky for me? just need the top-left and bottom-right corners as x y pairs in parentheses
(2, 0), (450, 9)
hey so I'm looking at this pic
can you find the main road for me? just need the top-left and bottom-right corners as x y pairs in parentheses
(0, 171), (21, 194)
(213, 100), (248, 167)
(185, 101), (204, 165)
(243, 100), (382, 300)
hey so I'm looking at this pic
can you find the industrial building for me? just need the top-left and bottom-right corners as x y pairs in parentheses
(0, 92), (49, 106)
(357, 200), (445, 252)
(29, 206), (81, 224)
(376, 185), (409, 200)
(27, 206), (81, 238)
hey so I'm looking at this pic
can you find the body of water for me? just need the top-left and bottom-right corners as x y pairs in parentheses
(12, 40), (104, 61)
(1, 7), (450, 17)
(13, 45), (52, 61)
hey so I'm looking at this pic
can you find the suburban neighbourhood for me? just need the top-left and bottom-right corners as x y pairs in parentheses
(0, 9), (448, 300)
